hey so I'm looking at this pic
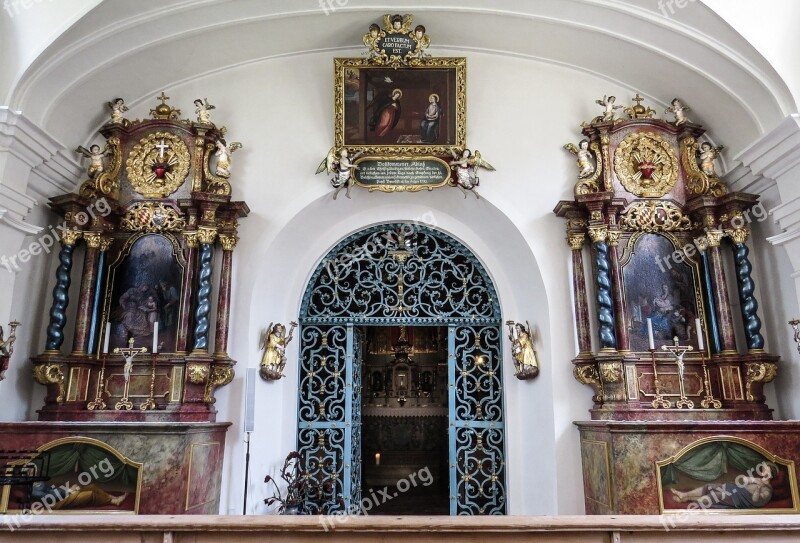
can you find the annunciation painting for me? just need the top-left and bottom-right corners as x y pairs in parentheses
(0, 438), (142, 514)
(658, 437), (799, 513)
(336, 61), (465, 151)
(104, 234), (183, 352)
(622, 233), (705, 352)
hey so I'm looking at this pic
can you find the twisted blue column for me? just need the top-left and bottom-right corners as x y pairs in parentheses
(733, 242), (764, 350)
(45, 243), (75, 351)
(700, 250), (722, 354)
(594, 241), (617, 350)
(192, 242), (214, 351)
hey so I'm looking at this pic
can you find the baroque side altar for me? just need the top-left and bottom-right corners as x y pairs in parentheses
(1, 93), (248, 515)
(555, 94), (800, 515)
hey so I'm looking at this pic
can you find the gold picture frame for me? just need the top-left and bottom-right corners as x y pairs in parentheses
(334, 57), (466, 155)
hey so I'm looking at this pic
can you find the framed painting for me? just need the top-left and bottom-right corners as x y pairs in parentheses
(657, 437), (800, 514)
(0, 437), (142, 514)
(102, 233), (185, 353)
(334, 58), (466, 155)
(621, 232), (708, 353)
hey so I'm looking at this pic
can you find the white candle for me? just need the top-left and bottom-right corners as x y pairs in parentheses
(696, 318), (704, 350)
(375, 453), (381, 466)
(152, 321), (159, 354)
(103, 322), (110, 354)
(647, 318), (655, 350)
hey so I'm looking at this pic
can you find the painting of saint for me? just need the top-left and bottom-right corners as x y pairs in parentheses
(369, 88), (403, 137)
(419, 93), (442, 143)
(106, 234), (183, 352)
(623, 234), (702, 352)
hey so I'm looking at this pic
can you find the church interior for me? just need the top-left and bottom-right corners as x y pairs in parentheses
(2, 0), (800, 540)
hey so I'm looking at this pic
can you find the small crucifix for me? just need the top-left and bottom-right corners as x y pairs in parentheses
(113, 337), (148, 411)
(661, 336), (694, 409)
(155, 139), (170, 160)
(156, 91), (170, 105)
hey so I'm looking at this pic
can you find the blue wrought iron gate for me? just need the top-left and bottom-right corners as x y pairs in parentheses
(297, 324), (362, 514)
(297, 223), (506, 515)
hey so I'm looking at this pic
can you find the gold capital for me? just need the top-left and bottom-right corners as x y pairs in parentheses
(83, 232), (102, 249)
(183, 231), (199, 249)
(567, 233), (585, 251)
(196, 227), (217, 245)
(705, 229), (724, 248)
(606, 229), (622, 247)
(588, 225), (608, 244)
(60, 229), (82, 247)
(218, 233), (239, 252)
(727, 227), (750, 244)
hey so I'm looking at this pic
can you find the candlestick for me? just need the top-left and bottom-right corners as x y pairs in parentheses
(87, 352), (108, 410)
(699, 348), (721, 409)
(103, 322), (111, 354)
(649, 348), (671, 409)
(152, 321), (159, 354)
(140, 352), (158, 411)
(696, 318), (704, 351)
(647, 318), (655, 350)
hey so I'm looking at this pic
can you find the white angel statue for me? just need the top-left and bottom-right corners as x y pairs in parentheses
(75, 143), (111, 179)
(595, 95), (623, 122)
(563, 139), (596, 179)
(317, 147), (365, 200)
(107, 98), (128, 124)
(665, 98), (691, 125)
(449, 149), (495, 199)
(215, 139), (242, 178)
(194, 98), (215, 124)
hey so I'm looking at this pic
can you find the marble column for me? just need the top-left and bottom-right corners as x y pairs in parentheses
(589, 225), (617, 350)
(729, 227), (765, 352)
(45, 229), (82, 352)
(698, 240), (722, 354)
(214, 234), (238, 357)
(177, 231), (198, 353)
(705, 230), (737, 354)
(568, 233), (592, 355)
(192, 227), (217, 353)
(607, 229), (629, 352)
(71, 232), (101, 355)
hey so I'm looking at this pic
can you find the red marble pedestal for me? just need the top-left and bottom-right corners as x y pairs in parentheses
(576, 420), (800, 514)
(0, 421), (230, 514)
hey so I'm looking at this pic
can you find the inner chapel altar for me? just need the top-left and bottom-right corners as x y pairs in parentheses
(1, 1), (800, 533)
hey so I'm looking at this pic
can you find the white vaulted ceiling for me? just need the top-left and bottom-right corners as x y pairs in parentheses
(4, 0), (797, 154)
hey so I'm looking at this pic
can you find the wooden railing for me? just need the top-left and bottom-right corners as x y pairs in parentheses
(2, 515), (800, 542)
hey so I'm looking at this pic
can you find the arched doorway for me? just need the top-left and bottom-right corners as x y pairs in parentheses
(297, 222), (506, 515)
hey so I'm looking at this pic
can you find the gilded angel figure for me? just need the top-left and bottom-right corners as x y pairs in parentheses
(665, 98), (691, 125)
(384, 13), (413, 34)
(363, 23), (384, 58)
(107, 97), (128, 124)
(75, 143), (112, 179)
(506, 320), (540, 379)
(563, 139), (596, 178)
(215, 139), (242, 178)
(410, 25), (431, 58)
(449, 149), (495, 199)
(259, 322), (297, 380)
(595, 95), (623, 122)
(698, 142), (724, 177)
(194, 98), (215, 124)
(317, 147), (365, 200)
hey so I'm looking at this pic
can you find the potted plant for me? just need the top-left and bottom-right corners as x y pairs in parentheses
(264, 451), (332, 515)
